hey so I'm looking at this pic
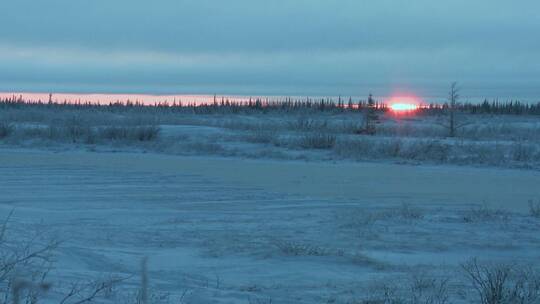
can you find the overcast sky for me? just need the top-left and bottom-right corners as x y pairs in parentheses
(1, 0), (539, 98)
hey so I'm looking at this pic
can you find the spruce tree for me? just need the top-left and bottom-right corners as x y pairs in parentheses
(363, 94), (378, 134)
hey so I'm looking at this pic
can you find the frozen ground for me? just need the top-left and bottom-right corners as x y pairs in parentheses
(1, 149), (540, 303)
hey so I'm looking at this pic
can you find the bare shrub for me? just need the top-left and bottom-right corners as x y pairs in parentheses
(110, 257), (182, 304)
(338, 209), (386, 239)
(461, 123), (540, 142)
(182, 142), (226, 155)
(341, 211), (382, 230)
(17, 122), (95, 144)
(44, 125), (64, 140)
(398, 203), (424, 220)
(0, 122), (14, 139)
(299, 133), (336, 149)
(334, 138), (449, 162)
(340, 204), (423, 239)
(461, 142), (507, 166)
(377, 123), (446, 138)
(288, 117), (328, 132)
(97, 126), (129, 140)
(334, 138), (372, 159)
(65, 122), (93, 143)
(463, 204), (510, 223)
(402, 140), (449, 162)
(243, 129), (278, 144)
(333, 134), (540, 167)
(362, 281), (405, 304)
(363, 273), (450, 304)
(512, 142), (538, 162)
(132, 125), (160, 141)
(11, 121), (159, 144)
(435, 82), (471, 138)
(337, 138), (403, 159)
(0, 211), (58, 303)
(462, 258), (540, 304)
(98, 125), (160, 142)
(248, 295), (274, 304)
(409, 273), (450, 304)
(0, 211), (128, 304)
(220, 120), (281, 132)
(340, 121), (364, 134)
(529, 200), (540, 218)
(57, 276), (125, 304)
(271, 239), (330, 256)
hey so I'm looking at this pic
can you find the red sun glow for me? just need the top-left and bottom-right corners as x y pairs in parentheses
(387, 96), (421, 113)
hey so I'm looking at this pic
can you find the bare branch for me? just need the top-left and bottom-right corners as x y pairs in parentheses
(0, 209), (15, 242)
(60, 276), (129, 304)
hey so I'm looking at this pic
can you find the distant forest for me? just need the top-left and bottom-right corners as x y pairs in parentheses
(1, 94), (540, 115)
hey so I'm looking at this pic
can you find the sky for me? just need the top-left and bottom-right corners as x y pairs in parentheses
(1, 0), (539, 99)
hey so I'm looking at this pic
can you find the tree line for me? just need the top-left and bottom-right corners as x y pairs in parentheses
(1, 94), (539, 116)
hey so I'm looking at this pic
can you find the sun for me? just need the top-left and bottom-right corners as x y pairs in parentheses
(387, 96), (422, 114)
(390, 103), (418, 112)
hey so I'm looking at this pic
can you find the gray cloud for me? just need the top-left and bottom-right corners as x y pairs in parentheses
(1, 0), (539, 97)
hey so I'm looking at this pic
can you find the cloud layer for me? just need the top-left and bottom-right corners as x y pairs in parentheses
(1, 0), (539, 97)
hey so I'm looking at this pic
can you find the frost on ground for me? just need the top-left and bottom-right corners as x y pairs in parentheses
(1, 150), (539, 303)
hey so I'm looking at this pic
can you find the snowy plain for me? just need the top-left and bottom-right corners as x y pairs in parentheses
(1, 148), (540, 303)
(1, 109), (540, 303)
